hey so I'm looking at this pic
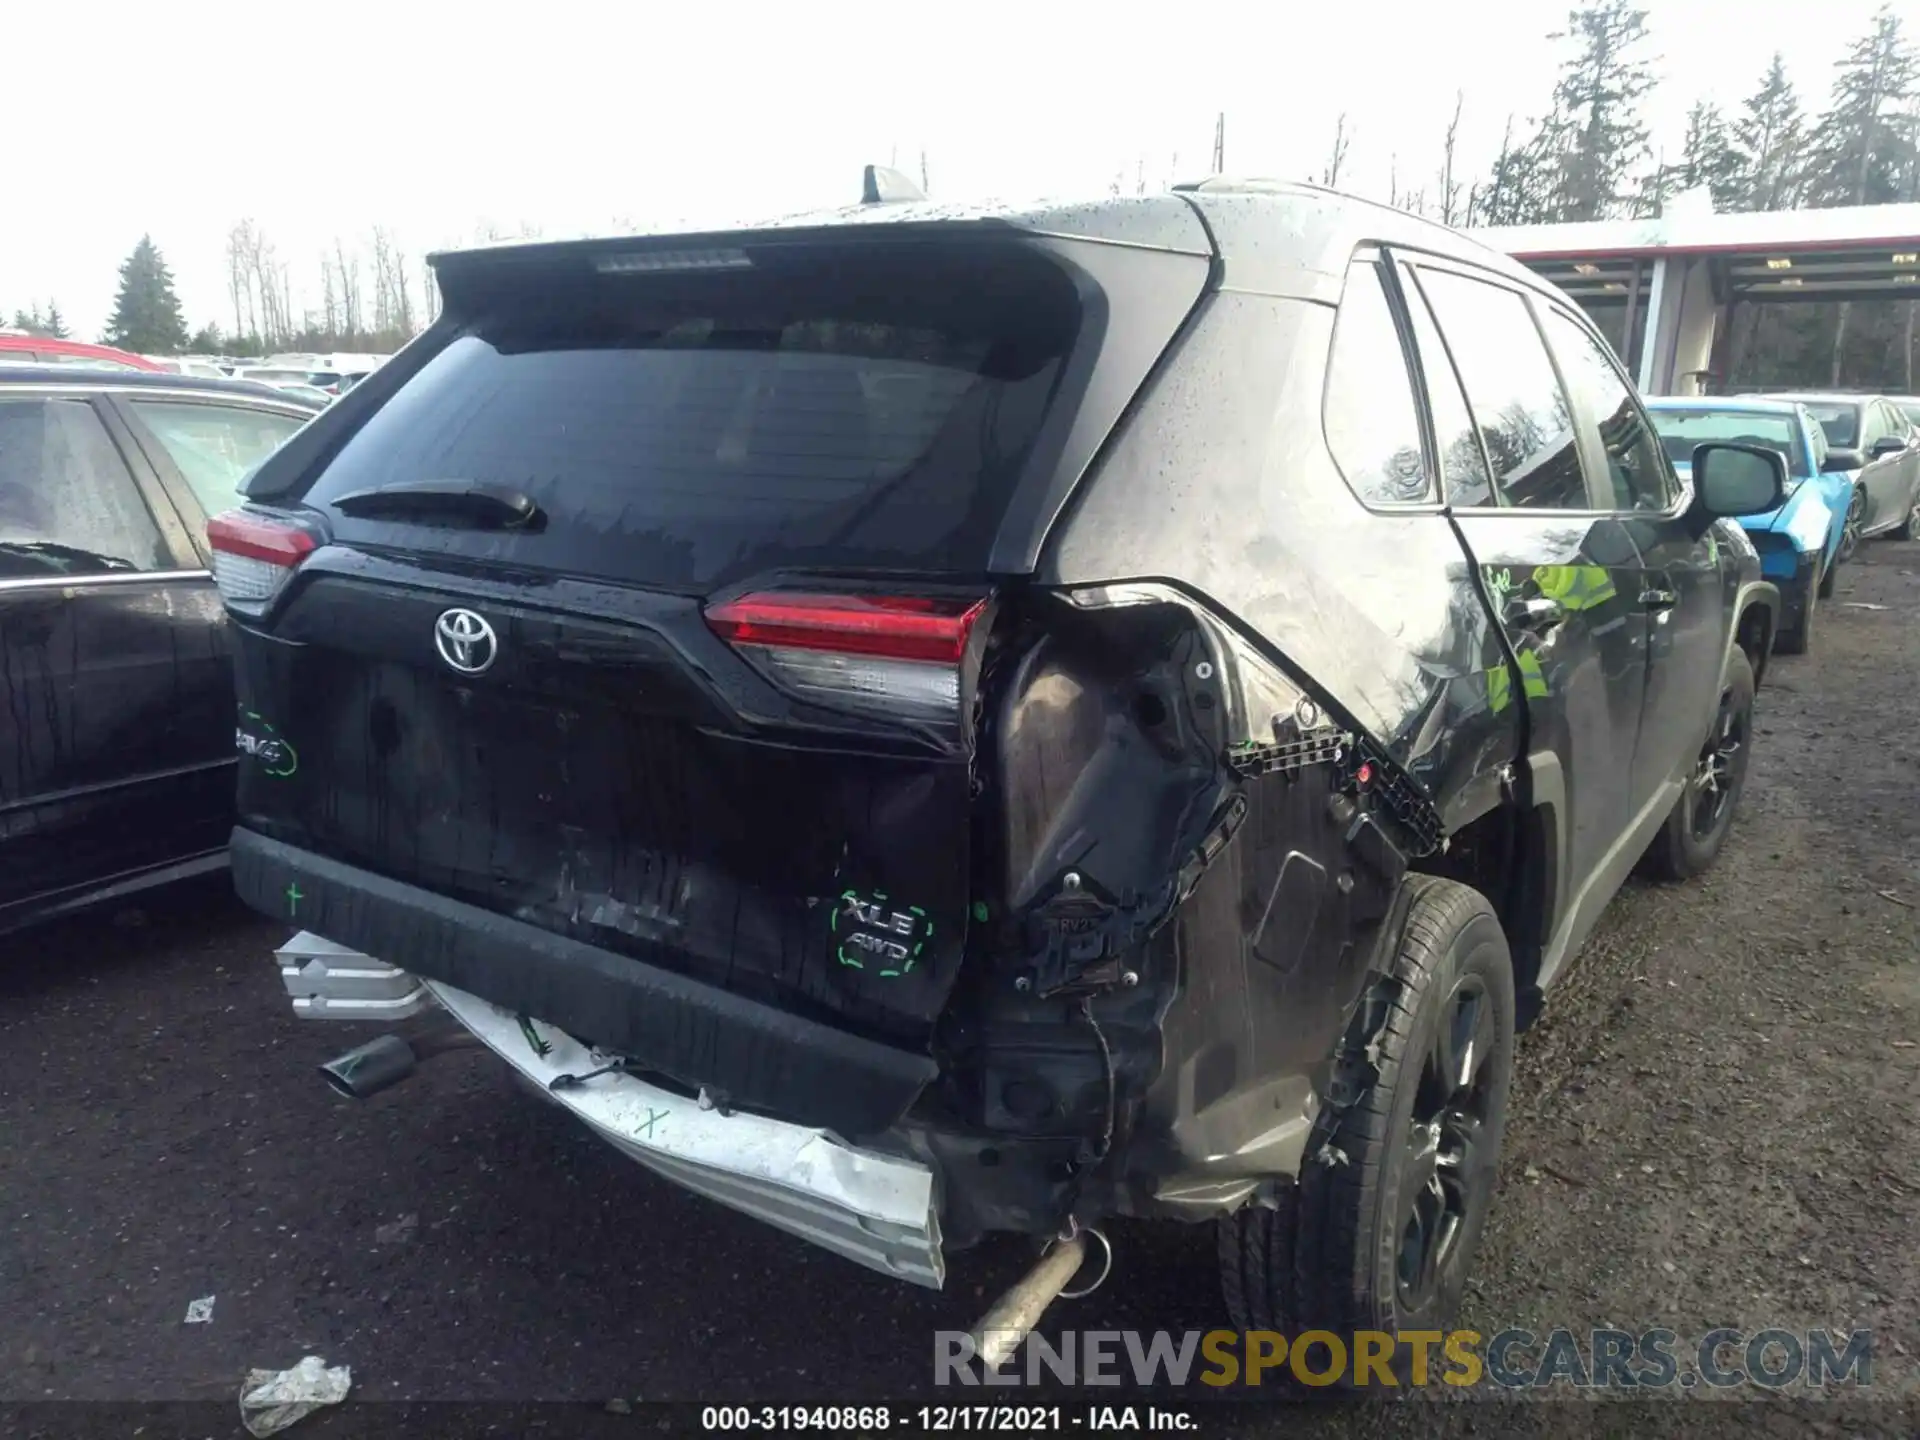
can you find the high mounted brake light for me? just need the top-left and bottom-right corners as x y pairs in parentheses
(206, 509), (315, 614)
(704, 592), (987, 726)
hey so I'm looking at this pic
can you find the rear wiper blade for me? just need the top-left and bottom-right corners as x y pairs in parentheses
(330, 480), (543, 529)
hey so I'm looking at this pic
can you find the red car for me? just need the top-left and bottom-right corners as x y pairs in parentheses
(0, 334), (163, 371)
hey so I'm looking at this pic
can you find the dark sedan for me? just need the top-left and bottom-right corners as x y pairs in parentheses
(0, 368), (321, 933)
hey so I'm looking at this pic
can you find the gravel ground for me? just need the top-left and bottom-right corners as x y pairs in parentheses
(2, 543), (1917, 1436)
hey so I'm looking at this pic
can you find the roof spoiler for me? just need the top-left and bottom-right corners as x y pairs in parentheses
(862, 164), (927, 205)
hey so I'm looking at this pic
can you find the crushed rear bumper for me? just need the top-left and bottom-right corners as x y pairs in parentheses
(277, 930), (945, 1288)
(231, 826), (937, 1137)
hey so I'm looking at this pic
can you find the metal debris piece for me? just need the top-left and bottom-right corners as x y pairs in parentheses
(374, 1213), (418, 1246)
(239, 1356), (351, 1437)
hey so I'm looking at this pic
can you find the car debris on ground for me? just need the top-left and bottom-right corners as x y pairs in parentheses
(239, 1355), (351, 1437)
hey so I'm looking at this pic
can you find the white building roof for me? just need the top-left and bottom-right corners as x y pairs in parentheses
(1472, 200), (1920, 259)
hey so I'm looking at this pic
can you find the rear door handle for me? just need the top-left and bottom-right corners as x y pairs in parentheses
(1504, 596), (1565, 629)
(1640, 588), (1678, 610)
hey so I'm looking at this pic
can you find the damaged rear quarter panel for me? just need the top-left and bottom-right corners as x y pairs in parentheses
(992, 285), (1519, 1211)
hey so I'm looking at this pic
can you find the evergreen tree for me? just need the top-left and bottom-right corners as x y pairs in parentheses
(1478, 112), (1565, 225)
(103, 235), (189, 354)
(187, 324), (223, 354)
(6, 303), (70, 338)
(1805, 4), (1916, 207)
(1803, 6), (1917, 383)
(1666, 102), (1746, 211)
(1734, 53), (1807, 211)
(1542, 0), (1658, 221)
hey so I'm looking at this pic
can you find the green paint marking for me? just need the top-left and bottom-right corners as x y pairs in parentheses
(285, 882), (304, 916)
(971, 901), (990, 923)
(516, 1015), (552, 1058)
(831, 887), (933, 978)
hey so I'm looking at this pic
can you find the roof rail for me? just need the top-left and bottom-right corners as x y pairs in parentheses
(861, 164), (927, 205)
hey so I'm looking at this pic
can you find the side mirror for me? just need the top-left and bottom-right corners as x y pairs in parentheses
(1825, 447), (1864, 471)
(1870, 434), (1908, 458)
(1687, 442), (1786, 531)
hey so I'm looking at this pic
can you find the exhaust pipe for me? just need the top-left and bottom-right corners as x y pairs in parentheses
(320, 1034), (419, 1098)
(968, 1227), (1110, 1371)
(320, 1025), (483, 1099)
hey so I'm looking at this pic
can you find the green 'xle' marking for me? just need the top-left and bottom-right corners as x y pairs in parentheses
(832, 890), (931, 977)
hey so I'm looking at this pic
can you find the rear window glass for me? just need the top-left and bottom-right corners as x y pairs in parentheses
(1648, 408), (1808, 477)
(300, 247), (1079, 590)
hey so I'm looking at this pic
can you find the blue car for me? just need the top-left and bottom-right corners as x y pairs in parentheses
(1646, 397), (1857, 655)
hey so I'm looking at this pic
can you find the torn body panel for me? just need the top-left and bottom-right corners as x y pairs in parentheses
(915, 583), (1454, 1244)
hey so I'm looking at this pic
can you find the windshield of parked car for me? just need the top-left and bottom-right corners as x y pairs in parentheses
(1647, 408), (1809, 478)
(1796, 402), (1860, 448)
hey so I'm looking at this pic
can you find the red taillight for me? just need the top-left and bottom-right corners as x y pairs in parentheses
(206, 509), (315, 612)
(704, 592), (987, 726)
(704, 593), (985, 663)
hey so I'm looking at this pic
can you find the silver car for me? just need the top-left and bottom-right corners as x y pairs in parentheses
(1772, 392), (1920, 543)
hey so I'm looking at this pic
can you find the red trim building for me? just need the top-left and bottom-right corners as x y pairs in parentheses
(1472, 193), (1920, 394)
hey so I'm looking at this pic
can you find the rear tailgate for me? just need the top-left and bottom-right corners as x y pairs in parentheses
(221, 222), (1211, 1114)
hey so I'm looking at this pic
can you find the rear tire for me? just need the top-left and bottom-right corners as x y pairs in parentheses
(1642, 648), (1755, 882)
(1775, 570), (1816, 655)
(1217, 875), (1515, 1340)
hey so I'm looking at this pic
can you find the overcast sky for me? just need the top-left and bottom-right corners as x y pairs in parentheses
(4, 0), (1898, 343)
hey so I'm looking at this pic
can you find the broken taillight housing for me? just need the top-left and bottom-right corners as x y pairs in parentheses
(704, 592), (987, 727)
(206, 509), (316, 615)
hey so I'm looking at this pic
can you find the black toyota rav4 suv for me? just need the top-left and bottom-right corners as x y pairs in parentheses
(217, 177), (1783, 1340)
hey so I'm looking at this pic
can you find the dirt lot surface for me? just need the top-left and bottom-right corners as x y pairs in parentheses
(2, 545), (1917, 1436)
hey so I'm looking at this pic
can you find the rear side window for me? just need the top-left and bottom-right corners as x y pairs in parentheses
(1802, 409), (1830, 470)
(129, 400), (307, 519)
(1545, 311), (1671, 511)
(42, 352), (139, 371)
(1414, 268), (1589, 511)
(1397, 266), (1494, 507)
(1802, 403), (1858, 448)
(300, 246), (1079, 591)
(0, 398), (168, 579)
(1323, 261), (1430, 505)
